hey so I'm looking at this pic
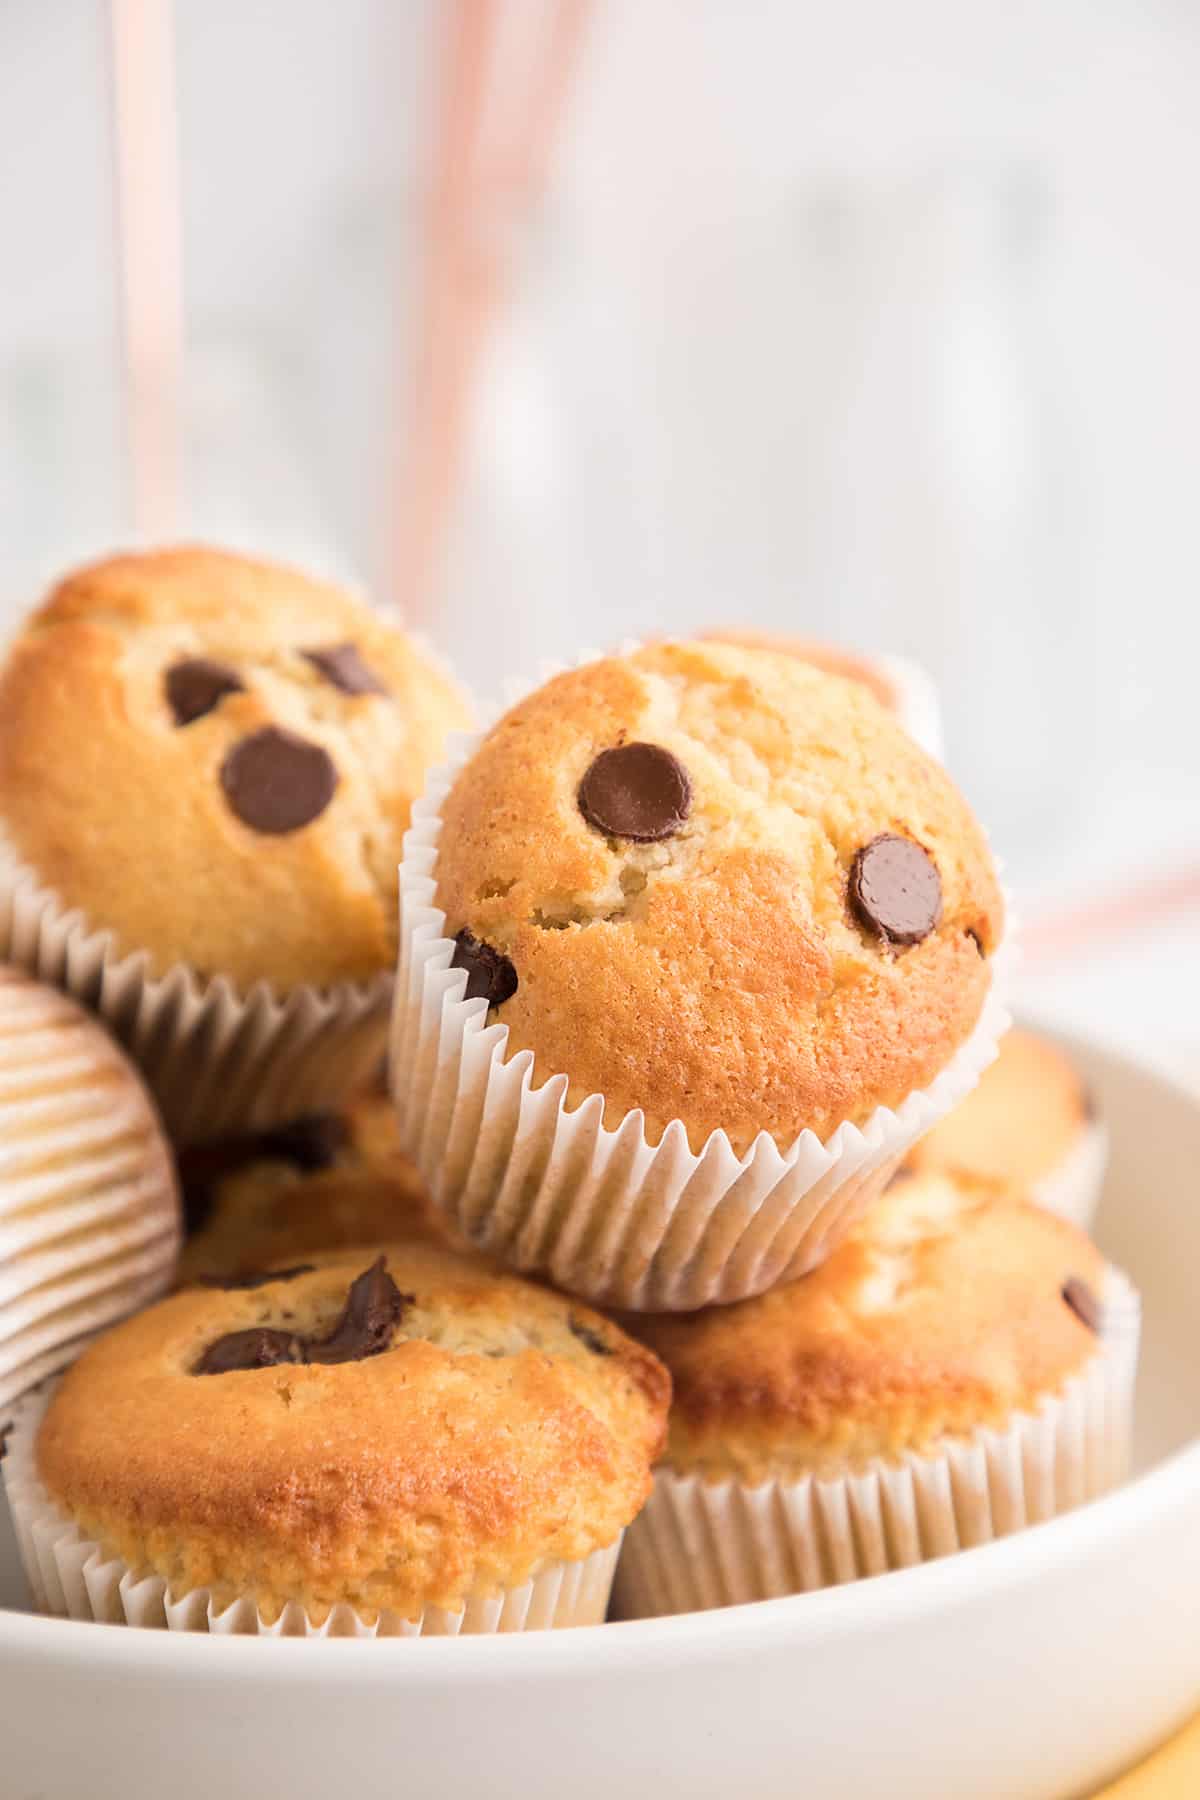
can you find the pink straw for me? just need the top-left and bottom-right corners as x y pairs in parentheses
(388, 0), (592, 623)
(107, 0), (184, 540)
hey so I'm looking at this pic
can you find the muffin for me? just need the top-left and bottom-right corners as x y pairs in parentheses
(902, 1027), (1107, 1229)
(0, 547), (471, 1140)
(0, 965), (180, 1414)
(176, 1091), (455, 1283)
(702, 630), (943, 758)
(5, 1241), (669, 1634)
(394, 639), (1007, 1309)
(615, 1169), (1139, 1617)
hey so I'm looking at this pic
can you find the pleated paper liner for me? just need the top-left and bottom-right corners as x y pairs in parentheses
(2, 1387), (619, 1636)
(0, 966), (180, 1409)
(1032, 1118), (1110, 1233)
(613, 1266), (1140, 1619)
(392, 729), (1012, 1312)
(0, 826), (391, 1144)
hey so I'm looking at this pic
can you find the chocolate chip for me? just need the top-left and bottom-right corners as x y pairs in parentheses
(193, 1258), (410, 1375)
(196, 1265), (316, 1292)
(177, 1115), (349, 1233)
(849, 834), (943, 947)
(306, 1257), (410, 1365)
(578, 742), (692, 842)
(165, 658), (245, 726)
(1062, 1275), (1101, 1334)
(194, 1327), (306, 1375)
(568, 1317), (614, 1357)
(303, 643), (388, 697)
(220, 726), (338, 834)
(451, 929), (518, 1008)
(260, 1114), (350, 1173)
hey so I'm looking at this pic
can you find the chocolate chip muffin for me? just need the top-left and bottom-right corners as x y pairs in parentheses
(615, 1170), (1138, 1615)
(176, 1092), (454, 1284)
(433, 641), (999, 1152)
(903, 1027), (1107, 1229)
(15, 1242), (669, 1632)
(0, 547), (470, 991)
(394, 640), (1006, 1308)
(0, 965), (180, 1412)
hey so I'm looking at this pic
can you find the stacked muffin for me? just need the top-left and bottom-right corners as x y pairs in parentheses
(0, 564), (1139, 1635)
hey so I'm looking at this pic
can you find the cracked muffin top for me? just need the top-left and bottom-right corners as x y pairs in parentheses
(175, 1091), (455, 1283)
(632, 1170), (1110, 1481)
(434, 641), (1003, 1153)
(0, 547), (471, 990)
(36, 1241), (670, 1621)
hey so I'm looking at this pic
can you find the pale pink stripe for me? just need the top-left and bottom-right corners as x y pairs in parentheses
(1023, 863), (1200, 966)
(108, 0), (184, 540)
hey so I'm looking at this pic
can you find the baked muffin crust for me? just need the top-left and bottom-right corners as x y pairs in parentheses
(0, 548), (470, 990)
(634, 1170), (1107, 1481)
(435, 641), (1003, 1153)
(37, 1241), (669, 1620)
(176, 1092), (450, 1283)
(903, 1028), (1091, 1190)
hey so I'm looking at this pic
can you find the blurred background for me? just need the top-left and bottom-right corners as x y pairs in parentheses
(1, 1), (1197, 1064)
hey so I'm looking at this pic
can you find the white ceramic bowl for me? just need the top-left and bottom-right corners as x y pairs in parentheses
(0, 1027), (1197, 1800)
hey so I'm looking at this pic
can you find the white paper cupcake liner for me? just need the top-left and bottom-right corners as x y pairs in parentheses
(2, 1386), (619, 1635)
(0, 968), (180, 1411)
(613, 1267), (1140, 1618)
(391, 725), (1011, 1311)
(1031, 1117), (1109, 1233)
(0, 826), (392, 1144)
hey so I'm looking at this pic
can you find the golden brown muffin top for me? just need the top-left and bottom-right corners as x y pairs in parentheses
(904, 1028), (1092, 1190)
(0, 548), (471, 991)
(701, 629), (898, 711)
(38, 1240), (669, 1621)
(633, 1171), (1108, 1481)
(175, 1092), (452, 1284)
(434, 641), (1003, 1153)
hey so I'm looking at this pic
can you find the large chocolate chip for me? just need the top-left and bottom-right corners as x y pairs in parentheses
(303, 643), (388, 697)
(451, 929), (518, 1008)
(1062, 1275), (1101, 1334)
(568, 1316), (614, 1357)
(165, 658), (245, 726)
(196, 1265), (316, 1292)
(220, 726), (338, 834)
(261, 1114), (350, 1172)
(307, 1257), (410, 1365)
(578, 742), (692, 842)
(848, 834), (943, 947)
(193, 1258), (410, 1375)
(194, 1327), (306, 1375)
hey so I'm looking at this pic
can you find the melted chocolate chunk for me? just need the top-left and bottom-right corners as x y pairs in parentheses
(196, 1265), (316, 1292)
(303, 642), (388, 696)
(1062, 1275), (1101, 1334)
(578, 742), (692, 842)
(262, 1114), (349, 1172)
(178, 1114), (349, 1235)
(194, 1327), (306, 1375)
(165, 658), (245, 726)
(849, 834), (943, 947)
(306, 1257), (410, 1365)
(220, 726), (338, 834)
(568, 1317), (614, 1357)
(451, 929), (518, 1008)
(193, 1258), (410, 1375)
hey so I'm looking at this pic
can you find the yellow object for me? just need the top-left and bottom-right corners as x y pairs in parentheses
(1095, 1713), (1200, 1795)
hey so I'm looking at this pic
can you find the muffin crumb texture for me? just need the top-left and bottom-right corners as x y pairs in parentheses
(36, 1242), (670, 1622)
(633, 1170), (1107, 1482)
(435, 641), (1003, 1152)
(0, 547), (470, 990)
